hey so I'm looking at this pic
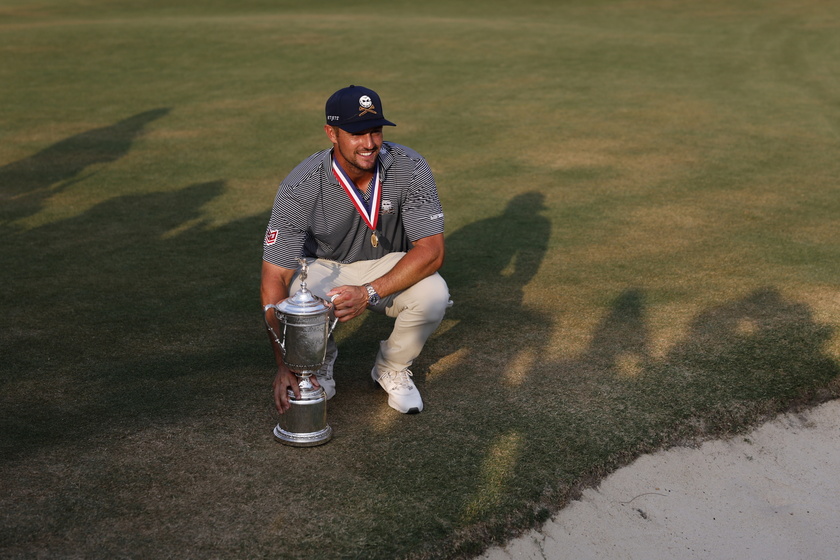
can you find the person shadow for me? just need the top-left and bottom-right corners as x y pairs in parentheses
(0, 108), (170, 224)
(339, 192), (557, 529)
(434, 284), (840, 540)
(530, 286), (840, 468)
(431, 191), (554, 389)
(583, 287), (651, 376)
(653, 287), (839, 429)
(323, 191), (554, 416)
(0, 177), (266, 459)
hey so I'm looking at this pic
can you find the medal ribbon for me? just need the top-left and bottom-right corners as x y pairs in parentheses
(331, 157), (381, 232)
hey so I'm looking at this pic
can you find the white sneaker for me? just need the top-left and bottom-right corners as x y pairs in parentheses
(371, 367), (423, 414)
(314, 343), (338, 400)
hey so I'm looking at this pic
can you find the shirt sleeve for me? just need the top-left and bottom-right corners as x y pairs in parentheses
(262, 184), (308, 269)
(401, 156), (445, 242)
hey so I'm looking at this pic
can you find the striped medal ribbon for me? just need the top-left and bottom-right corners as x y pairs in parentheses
(332, 157), (382, 247)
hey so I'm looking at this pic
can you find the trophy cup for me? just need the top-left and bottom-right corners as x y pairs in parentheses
(264, 259), (337, 447)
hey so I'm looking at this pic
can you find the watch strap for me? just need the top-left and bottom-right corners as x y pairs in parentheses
(364, 283), (380, 304)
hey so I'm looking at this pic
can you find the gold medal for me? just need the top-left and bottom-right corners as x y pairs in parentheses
(371, 232), (379, 247)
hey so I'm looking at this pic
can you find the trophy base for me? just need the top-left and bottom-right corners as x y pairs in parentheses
(273, 423), (333, 447)
(273, 385), (332, 447)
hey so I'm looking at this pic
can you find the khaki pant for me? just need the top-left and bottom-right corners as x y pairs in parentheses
(290, 252), (451, 373)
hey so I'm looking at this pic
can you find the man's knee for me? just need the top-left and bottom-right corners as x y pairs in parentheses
(399, 273), (450, 321)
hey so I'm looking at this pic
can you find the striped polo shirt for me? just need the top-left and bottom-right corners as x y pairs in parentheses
(263, 142), (444, 270)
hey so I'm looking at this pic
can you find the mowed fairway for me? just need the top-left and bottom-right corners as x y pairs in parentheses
(1, 1), (838, 558)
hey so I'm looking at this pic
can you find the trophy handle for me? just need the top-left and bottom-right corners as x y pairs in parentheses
(328, 295), (339, 336)
(263, 303), (286, 353)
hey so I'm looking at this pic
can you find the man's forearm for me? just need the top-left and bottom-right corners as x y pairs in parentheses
(369, 234), (444, 298)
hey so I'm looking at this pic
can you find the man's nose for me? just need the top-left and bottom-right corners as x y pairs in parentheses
(360, 133), (376, 148)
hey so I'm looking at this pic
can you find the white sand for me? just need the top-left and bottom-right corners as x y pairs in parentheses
(479, 399), (840, 560)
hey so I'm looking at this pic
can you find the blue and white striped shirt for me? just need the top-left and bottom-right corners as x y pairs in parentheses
(263, 142), (444, 269)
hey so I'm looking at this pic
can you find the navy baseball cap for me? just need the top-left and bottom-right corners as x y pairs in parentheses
(325, 85), (396, 133)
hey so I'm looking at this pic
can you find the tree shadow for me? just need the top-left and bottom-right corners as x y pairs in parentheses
(0, 108), (170, 223)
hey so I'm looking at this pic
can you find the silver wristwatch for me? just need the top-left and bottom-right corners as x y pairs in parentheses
(364, 283), (381, 305)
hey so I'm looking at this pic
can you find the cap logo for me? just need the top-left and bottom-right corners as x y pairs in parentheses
(358, 95), (377, 117)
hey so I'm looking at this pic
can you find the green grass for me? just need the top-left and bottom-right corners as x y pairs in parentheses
(2, 1), (839, 558)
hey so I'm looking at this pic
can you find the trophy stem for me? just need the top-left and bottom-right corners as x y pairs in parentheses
(297, 372), (315, 391)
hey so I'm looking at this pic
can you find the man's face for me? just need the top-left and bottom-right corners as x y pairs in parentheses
(326, 125), (383, 176)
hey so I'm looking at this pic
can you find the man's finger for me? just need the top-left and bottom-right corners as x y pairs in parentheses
(275, 384), (290, 413)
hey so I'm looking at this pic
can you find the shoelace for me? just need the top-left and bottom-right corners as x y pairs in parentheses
(381, 369), (413, 390)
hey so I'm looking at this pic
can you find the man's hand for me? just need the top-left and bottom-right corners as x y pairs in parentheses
(327, 285), (370, 322)
(273, 365), (321, 413)
(322, 233), (445, 324)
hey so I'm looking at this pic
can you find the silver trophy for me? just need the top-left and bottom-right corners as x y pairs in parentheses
(264, 259), (337, 447)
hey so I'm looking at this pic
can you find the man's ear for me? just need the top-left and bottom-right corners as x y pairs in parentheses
(324, 125), (339, 144)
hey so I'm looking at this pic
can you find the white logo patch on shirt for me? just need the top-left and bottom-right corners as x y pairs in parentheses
(265, 229), (278, 245)
(429, 212), (444, 221)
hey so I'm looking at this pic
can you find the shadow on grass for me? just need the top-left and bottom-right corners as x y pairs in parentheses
(0, 108), (170, 223)
(1, 120), (838, 559)
(0, 110), (269, 464)
(419, 283), (839, 559)
(325, 192), (838, 559)
(0, 177), (268, 462)
(333, 191), (553, 382)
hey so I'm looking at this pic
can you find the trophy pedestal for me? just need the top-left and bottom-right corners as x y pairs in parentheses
(273, 383), (332, 447)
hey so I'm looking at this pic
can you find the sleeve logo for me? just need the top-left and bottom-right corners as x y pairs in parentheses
(265, 229), (278, 245)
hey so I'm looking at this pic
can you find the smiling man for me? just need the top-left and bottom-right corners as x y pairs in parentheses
(261, 85), (450, 415)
